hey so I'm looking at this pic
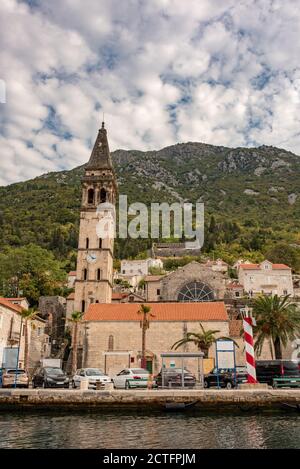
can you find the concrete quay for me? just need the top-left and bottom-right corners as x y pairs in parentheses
(0, 388), (299, 411)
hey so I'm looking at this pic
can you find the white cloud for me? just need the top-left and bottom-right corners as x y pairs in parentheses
(1, 0), (300, 185)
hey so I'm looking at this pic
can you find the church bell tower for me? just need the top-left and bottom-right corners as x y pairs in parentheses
(74, 122), (117, 312)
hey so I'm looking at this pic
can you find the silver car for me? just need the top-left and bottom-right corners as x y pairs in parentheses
(72, 368), (111, 389)
(113, 368), (149, 389)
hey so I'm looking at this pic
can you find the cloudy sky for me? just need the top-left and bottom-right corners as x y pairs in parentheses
(1, 0), (300, 186)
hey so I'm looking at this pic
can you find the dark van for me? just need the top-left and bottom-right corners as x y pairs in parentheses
(256, 360), (300, 387)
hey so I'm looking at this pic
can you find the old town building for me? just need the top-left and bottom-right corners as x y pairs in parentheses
(74, 122), (117, 312)
(237, 260), (294, 297)
(143, 261), (227, 302)
(83, 302), (230, 376)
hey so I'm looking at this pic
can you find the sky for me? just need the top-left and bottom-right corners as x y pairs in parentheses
(1, 0), (300, 186)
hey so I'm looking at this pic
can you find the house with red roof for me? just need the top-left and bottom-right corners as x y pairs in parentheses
(237, 260), (294, 297)
(0, 297), (50, 371)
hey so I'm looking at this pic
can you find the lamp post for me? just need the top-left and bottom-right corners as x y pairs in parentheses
(241, 305), (257, 384)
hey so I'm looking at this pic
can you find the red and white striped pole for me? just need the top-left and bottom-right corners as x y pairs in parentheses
(242, 306), (257, 384)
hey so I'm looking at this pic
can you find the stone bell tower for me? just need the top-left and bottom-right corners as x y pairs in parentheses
(74, 122), (117, 313)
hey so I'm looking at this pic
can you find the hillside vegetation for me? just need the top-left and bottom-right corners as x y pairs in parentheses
(1, 142), (300, 281)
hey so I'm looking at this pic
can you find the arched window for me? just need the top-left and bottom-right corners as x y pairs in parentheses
(83, 268), (88, 280)
(81, 300), (85, 313)
(99, 238), (102, 249)
(97, 269), (101, 281)
(100, 188), (107, 203)
(86, 238), (89, 249)
(88, 188), (95, 204)
(177, 281), (214, 302)
(108, 335), (114, 351)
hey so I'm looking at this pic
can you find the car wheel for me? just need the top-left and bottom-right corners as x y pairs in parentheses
(204, 380), (209, 389)
(225, 381), (233, 390)
(125, 380), (130, 390)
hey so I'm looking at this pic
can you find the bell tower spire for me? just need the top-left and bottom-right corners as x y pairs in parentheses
(74, 123), (117, 313)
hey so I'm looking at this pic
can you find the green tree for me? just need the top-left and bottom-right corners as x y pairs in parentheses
(265, 243), (300, 272)
(253, 294), (300, 359)
(0, 244), (66, 306)
(138, 304), (154, 368)
(172, 324), (220, 358)
(20, 307), (38, 373)
(172, 324), (237, 358)
(68, 311), (83, 375)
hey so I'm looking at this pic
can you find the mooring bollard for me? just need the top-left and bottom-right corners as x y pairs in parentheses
(80, 378), (89, 391)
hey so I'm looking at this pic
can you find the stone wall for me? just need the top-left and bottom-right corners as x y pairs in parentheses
(38, 296), (66, 357)
(83, 320), (230, 376)
(160, 262), (226, 301)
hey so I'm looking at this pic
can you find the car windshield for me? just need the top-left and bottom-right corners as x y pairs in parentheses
(131, 369), (149, 374)
(7, 369), (26, 375)
(282, 361), (299, 370)
(45, 367), (64, 376)
(85, 369), (104, 376)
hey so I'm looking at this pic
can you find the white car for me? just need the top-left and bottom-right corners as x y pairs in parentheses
(72, 368), (111, 389)
(113, 368), (149, 389)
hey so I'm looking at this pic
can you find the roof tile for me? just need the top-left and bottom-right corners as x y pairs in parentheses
(84, 301), (228, 322)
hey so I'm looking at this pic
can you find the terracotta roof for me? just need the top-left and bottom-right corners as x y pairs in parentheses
(239, 263), (290, 270)
(227, 282), (243, 289)
(84, 301), (228, 322)
(0, 297), (25, 314)
(112, 292), (127, 299)
(68, 271), (77, 276)
(6, 297), (27, 301)
(67, 293), (75, 300)
(144, 275), (164, 282)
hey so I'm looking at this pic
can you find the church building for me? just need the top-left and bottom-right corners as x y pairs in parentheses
(74, 122), (117, 313)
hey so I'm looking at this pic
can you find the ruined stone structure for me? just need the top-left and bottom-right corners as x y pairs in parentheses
(74, 122), (117, 312)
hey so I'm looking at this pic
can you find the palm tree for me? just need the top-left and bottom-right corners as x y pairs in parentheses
(253, 294), (300, 359)
(137, 304), (154, 369)
(172, 323), (221, 358)
(20, 307), (38, 373)
(69, 311), (83, 375)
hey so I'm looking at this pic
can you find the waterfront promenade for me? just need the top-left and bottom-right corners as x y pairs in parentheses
(0, 388), (299, 411)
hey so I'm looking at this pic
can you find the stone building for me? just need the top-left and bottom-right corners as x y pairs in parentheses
(120, 258), (163, 276)
(38, 296), (67, 357)
(0, 297), (50, 371)
(83, 302), (230, 376)
(144, 261), (226, 302)
(73, 122), (117, 312)
(28, 316), (51, 373)
(238, 260), (294, 297)
(152, 242), (201, 258)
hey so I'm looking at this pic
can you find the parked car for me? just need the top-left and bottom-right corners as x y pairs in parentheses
(256, 360), (300, 387)
(155, 368), (196, 388)
(1, 369), (29, 388)
(32, 367), (70, 389)
(113, 368), (150, 389)
(204, 366), (248, 389)
(72, 368), (111, 389)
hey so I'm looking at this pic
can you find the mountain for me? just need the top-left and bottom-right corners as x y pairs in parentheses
(0, 142), (300, 268)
